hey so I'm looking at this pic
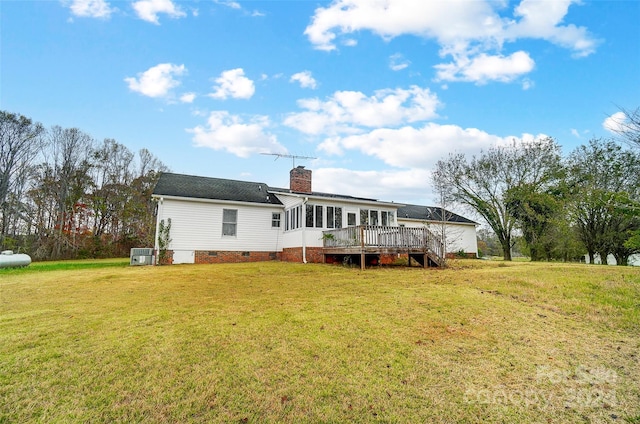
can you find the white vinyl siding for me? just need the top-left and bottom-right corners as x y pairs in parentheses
(396, 218), (478, 255)
(158, 198), (284, 252)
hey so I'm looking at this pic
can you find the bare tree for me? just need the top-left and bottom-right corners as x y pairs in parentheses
(431, 169), (464, 264)
(128, 149), (169, 248)
(46, 126), (94, 258)
(90, 139), (135, 238)
(0, 111), (44, 247)
(1, 110), (168, 259)
(610, 106), (640, 148)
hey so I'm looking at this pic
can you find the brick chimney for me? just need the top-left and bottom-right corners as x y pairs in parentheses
(290, 166), (312, 193)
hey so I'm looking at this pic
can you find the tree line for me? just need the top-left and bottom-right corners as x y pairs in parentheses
(4, 107), (639, 265)
(434, 110), (640, 265)
(0, 110), (168, 260)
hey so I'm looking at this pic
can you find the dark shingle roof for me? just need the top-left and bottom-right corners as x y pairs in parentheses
(153, 173), (282, 205)
(153, 173), (475, 224)
(397, 204), (477, 225)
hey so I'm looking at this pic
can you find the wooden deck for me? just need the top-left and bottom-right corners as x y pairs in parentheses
(322, 225), (444, 269)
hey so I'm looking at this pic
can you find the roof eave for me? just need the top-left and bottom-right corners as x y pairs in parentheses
(397, 216), (478, 226)
(152, 193), (283, 208)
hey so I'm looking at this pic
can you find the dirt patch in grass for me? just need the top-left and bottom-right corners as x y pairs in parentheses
(1, 260), (639, 423)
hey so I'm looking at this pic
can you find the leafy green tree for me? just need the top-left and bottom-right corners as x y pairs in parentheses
(625, 228), (640, 251)
(605, 195), (640, 266)
(434, 137), (562, 261)
(567, 139), (640, 265)
(505, 183), (565, 261)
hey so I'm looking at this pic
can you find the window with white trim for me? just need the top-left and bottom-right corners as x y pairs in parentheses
(285, 205), (303, 231)
(315, 205), (323, 228)
(222, 209), (237, 236)
(306, 204), (314, 228)
(360, 209), (369, 225)
(272, 212), (281, 228)
(370, 210), (379, 225)
(305, 204), (325, 228)
(381, 211), (394, 226)
(327, 206), (342, 228)
(347, 212), (356, 226)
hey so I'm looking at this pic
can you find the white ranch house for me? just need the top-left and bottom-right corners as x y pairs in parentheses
(152, 167), (478, 268)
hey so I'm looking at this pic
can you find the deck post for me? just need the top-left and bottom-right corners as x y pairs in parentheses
(360, 226), (365, 270)
(423, 252), (427, 268)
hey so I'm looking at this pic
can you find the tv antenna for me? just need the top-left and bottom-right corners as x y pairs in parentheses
(261, 153), (317, 168)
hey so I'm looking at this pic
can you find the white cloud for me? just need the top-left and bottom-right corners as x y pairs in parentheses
(290, 71), (318, 89)
(132, 0), (185, 24)
(304, 0), (597, 84)
(284, 85), (441, 135)
(188, 111), (286, 158)
(571, 128), (581, 138)
(434, 51), (535, 84)
(310, 131), (549, 205)
(389, 53), (410, 71)
(124, 63), (186, 98)
(305, 0), (502, 52)
(180, 92), (196, 103)
(213, 0), (241, 9)
(507, 0), (598, 57)
(209, 68), (255, 100)
(603, 112), (627, 134)
(318, 123), (549, 170)
(66, 0), (113, 18)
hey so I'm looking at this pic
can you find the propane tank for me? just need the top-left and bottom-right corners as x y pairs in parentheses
(0, 250), (32, 268)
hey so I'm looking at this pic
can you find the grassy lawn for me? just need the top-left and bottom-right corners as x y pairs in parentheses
(1, 260), (639, 423)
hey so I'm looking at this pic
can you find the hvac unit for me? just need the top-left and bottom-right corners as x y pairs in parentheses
(130, 248), (154, 266)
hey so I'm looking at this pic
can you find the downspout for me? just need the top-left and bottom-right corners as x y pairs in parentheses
(302, 197), (308, 263)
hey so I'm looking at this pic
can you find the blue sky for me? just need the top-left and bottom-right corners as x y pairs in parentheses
(2, 0), (639, 206)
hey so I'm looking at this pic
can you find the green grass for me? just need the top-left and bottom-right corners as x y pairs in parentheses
(0, 257), (129, 274)
(1, 260), (639, 423)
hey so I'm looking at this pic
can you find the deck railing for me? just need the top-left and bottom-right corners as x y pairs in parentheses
(322, 225), (444, 260)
